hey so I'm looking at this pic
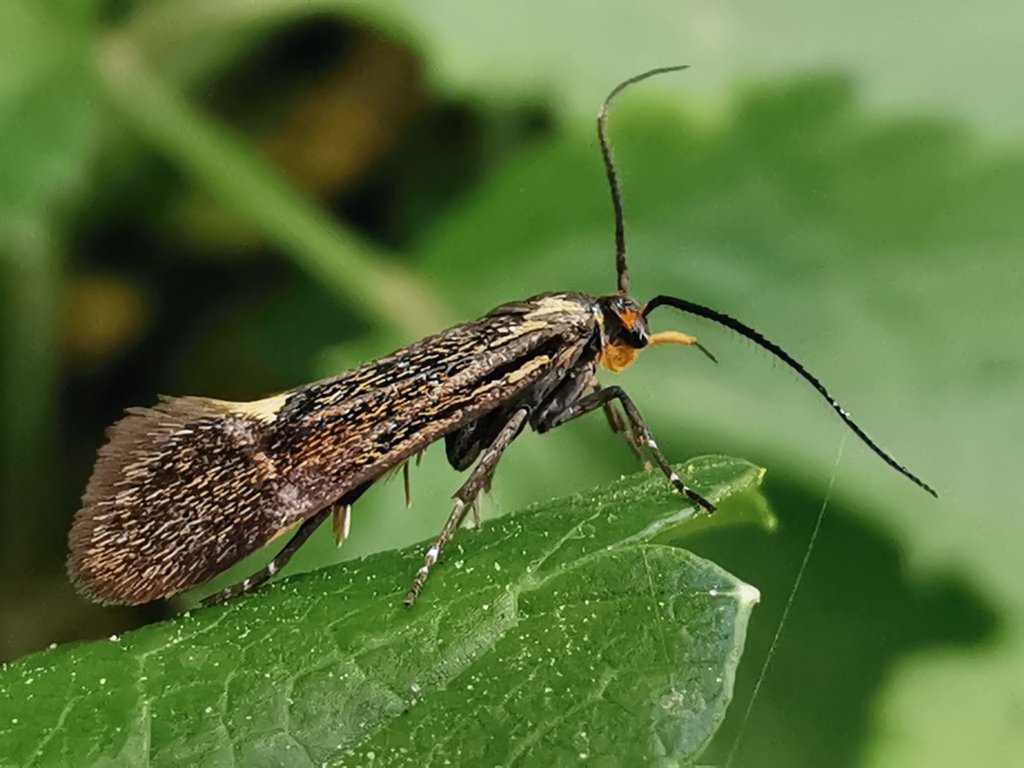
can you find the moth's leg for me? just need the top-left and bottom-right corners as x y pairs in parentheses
(404, 407), (530, 607)
(201, 481), (372, 606)
(593, 382), (648, 468)
(405, 451), (424, 507)
(403, 461), (412, 508)
(460, 456), (500, 530)
(332, 502), (353, 546)
(200, 508), (330, 606)
(540, 385), (716, 513)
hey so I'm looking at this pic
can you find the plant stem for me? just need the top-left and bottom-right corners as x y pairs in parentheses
(123, 0), (409, 88)
(0, 226), (60, 571)
(97, 32), (448, 340)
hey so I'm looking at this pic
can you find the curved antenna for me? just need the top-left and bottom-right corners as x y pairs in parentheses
(644, 294), (938, 497)
(599, 65), (690, 295)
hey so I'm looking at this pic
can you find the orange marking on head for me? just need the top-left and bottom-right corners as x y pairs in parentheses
(617, 308), (640, 330)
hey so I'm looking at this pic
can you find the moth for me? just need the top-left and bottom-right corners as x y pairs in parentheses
(68, 66), (935, 609)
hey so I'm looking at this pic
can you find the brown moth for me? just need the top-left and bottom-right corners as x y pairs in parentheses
(69, 66), (935, 609)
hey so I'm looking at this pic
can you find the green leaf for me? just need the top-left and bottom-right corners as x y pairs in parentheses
(0, 457), (764, 766)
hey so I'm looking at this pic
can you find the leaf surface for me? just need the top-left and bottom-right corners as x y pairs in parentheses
(0, 457), (764, 767)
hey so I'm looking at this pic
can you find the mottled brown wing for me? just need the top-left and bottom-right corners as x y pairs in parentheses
(68, 293), (597, 604)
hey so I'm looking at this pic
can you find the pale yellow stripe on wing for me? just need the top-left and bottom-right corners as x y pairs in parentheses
(507, 355), (551, 383)
(209, 392), (290, 423)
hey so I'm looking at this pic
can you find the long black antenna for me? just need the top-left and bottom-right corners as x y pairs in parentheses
(599, 65), (690, 295)
(644, 294), (938, 497)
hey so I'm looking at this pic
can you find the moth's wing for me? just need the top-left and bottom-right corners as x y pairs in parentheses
(69, 294), (597, 605)
(443, 295), (602, 470)
(267, 294), (597, 496)
(68, 395), (317, 604)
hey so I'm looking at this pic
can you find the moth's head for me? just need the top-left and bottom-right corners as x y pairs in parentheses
(597, 293), (715, 373)
(597, 294), (650, 371)
(599, 295), (649, 347)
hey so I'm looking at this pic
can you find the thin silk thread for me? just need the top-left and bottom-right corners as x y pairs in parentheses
(723, 434), (847, 768)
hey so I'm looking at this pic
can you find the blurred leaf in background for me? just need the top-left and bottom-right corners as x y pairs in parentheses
(0, 0), (102, 643)
(0, 1), (1021, 766)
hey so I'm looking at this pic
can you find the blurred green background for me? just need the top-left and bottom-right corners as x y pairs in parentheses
(1, 1), (1021, 766)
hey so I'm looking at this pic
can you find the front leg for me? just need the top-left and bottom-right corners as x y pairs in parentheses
(537, 385), (716, 513)
(593, 381), (648, 468)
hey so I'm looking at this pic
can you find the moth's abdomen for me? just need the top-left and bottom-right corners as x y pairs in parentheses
(69, 396), (308, 604)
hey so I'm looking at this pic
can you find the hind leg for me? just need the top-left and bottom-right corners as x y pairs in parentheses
(201, 482), (371, 606)
(200, 508), (330, 606)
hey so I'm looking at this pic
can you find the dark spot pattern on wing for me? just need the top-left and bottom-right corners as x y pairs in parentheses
(266, 294), (598, 498)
